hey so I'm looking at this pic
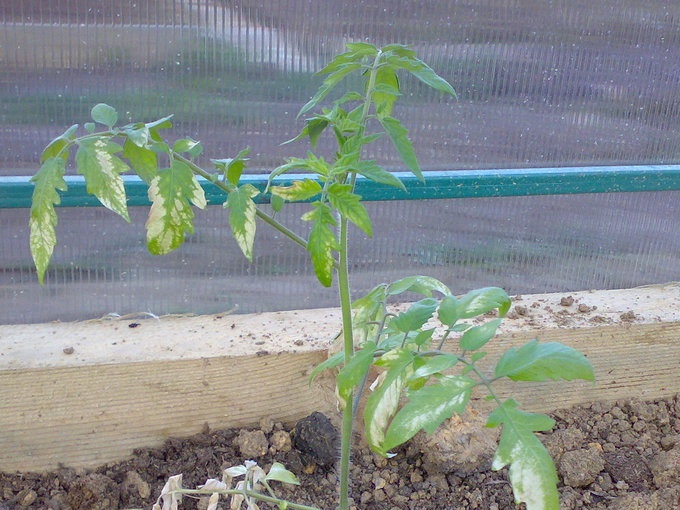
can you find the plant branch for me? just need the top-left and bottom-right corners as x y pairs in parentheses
(174, 153), (309, 250)
(336, 49), (384, 510)
(459, 356), (505, 406)
(337, 214), (354, 510)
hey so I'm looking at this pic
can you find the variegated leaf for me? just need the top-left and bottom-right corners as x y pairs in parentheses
(327, 183), (372, 236)
(29, 157), (67, 284)
(270, 179), (322, 202)
(146, 160), (207, 254)
(381, 374), (474, 453)
(225, 184), (259, 261)
(488, 399), (559, 510)
(364, 348), (414, 452)
(75, 137), (131, 221)
(301, 202), (338, 287)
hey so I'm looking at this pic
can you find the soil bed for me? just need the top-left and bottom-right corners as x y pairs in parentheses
(2, 394), (680, 510)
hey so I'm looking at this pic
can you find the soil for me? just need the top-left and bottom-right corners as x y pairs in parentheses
(2, 394), (680, 510)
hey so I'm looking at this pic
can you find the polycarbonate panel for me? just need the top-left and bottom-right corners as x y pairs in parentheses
(2, 191), (680, 324)
(2, 1), (680, 323)
(1, 1), (680, 175)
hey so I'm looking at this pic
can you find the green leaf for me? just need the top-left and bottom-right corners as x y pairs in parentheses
(332, 111), (363, 146)
(495, 340), (595, 382)
(471, 351), (487, 363)
(384, 53), (457, 97)
(352, 284), (389, 344)
(460, 318), (502, 351)
(75, 138), (131, 222)
(123, 124), (150, 147)
(487, 399), (559, 510)
(381, 44), (417, 59)
(265, 462), (300, 485)
(342, 42), (378, 59)
(41, 124), (78, 163)
(270, 179), (322, 202)
(269, 154), (331, 184)
(317, 42), (376, 76)
(352, 160), (406, 191)
(365, 348), (414, 452)
(225, 184), (260, 262)
(412, 328), (435, 347)
(409, 63), (457, 97)
(146, 159), (207, 254)
(389, 298), (438, 333)
(287, 117), (332, 149)
(372, 66), (400, 118)
(283, 116), (328, 147)
(302, 202), (338, 287)
(455, 287), (512, 319)
(145, 114), (174, 132)
(309, 350), (345, 384)
(387, 275), (450, 297)
(333, 90), (364, 107)
(299, 62), (363, 117)
(268, 158), (306, 183)
(437, 294), (459, 327)
(211, 147), (251, 187)
(306, 118), (330, 148)
(123, 138), (158, 184)
(29, 158), (67, 285)
(380, 375), (474, 454)
(327, 183), (372, 236)
(409, 353), (459, 380)
(91, 103), (118, 128)
(379, 116), (421, 180)
(172, 138), (203, 158)
(337, 342), (377, 402)
(270, 193), (285, 213)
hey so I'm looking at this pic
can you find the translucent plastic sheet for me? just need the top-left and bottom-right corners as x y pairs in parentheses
(2, 1), (680, 323)
(2, 192), (679, 324)
(1, 1), (679, 174)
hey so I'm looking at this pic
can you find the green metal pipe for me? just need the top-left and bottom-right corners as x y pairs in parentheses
(2, 165), (680, 209)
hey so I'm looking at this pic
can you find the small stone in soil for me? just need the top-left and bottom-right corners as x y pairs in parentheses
(560, 295), (575, 306)
(234, 429), (269, 458)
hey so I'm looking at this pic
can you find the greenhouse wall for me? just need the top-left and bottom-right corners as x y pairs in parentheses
(1, 0), (680, 323)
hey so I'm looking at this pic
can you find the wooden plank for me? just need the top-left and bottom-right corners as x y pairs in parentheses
(485, 322), (680, 412)
(0, 351), (333, 472)
(1, 285), (679, 472)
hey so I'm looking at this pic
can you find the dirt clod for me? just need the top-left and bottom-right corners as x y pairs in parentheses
(14, 489), (36, 508)
(559, 448), (605, 487)
(269, 430), (293, 453)
(234, 429), (269, 458)
(560, 295), (575, 306)
(122, 470), (151, 500)
(291, 412), (339, 468)
(65, 474), (119, 510)
(648, 445), (680, 488)
(411, 409), (499, 476)
(604, 447), (654, 492)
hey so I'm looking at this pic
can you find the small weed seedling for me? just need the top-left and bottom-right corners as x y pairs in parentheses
(30, 43), (594, 510)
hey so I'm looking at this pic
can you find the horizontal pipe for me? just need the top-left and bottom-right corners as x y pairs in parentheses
(2, 165), (680, 209)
